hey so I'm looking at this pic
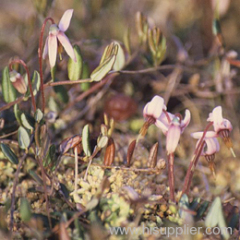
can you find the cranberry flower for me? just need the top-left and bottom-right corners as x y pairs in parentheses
(191, 131), (220, 177)
(191, 131), (219, 157)
(43, 9), (76, 68)
(143, 95), (166, 124)
(156, 110), (191, 154)
(207, 106), (232, 137)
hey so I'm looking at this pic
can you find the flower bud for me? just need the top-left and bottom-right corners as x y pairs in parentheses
(9, 70), (27, 94)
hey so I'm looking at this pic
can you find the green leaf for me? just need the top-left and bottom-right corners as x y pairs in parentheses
(189, 197), (200, 210)
(82, 62), (90, 79)
(81, 62), (90, 91)
(97, 135), (109, 149)
(35, 109), (43, 123)
(18, 126), (30, 150)
(90, 43), (118, 81)
(205, 197), (221, 227)
(25, 71), (40, 98)
(123, 27), (131, 55)
(196, 200), (209, 220)
(14, 104), (22, 125)
(32, 71), (40, 96)
(68, 45), (83, 81)
(20, 198), (32, 222)
(82, 124), (91, 157)
(90, 55), (116, 81)
(21, 113), (34, 132)
(112, 41), (125, 71)
(53, 85), (69, 103)
(205, 197), (230, 239)
(1, 67), (17, 103)
(0, 143), (19, 164)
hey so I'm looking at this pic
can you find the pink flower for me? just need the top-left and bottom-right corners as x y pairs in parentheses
(43, 9), (76, 68)
(166, 117), (181, 155)
(143, 96), (166, 124)
(156, 109), (191, 154)
(191, 131), (220, 157)
(207, 106), (232, 135)
(156, 109), (191, 135)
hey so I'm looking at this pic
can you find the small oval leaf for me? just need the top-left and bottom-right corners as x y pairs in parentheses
(205, 197), (221, 227)
(18, 126), (30, 150)
(14, 104), (23, 125)
(35, 109), (43, 123)
(2, 67), (17, 103)
(25, 70), (40, 97)
(97, 135), (109, 149)
(90, 55), (116, 81)
(82, 125), (91, 157)
(0, 143), (19, 164)
(127, 139), (136, 167)
(20, 198), (32, 222)
(21, 113), (34, 132)
(104, 137), (115, 166)
(90, 43), (118, 82)
(68, 45), (83, 81)
(112, 41), (125, 71)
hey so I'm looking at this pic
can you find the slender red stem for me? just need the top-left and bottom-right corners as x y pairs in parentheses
(182, 122), (213, 194)
(38, 17), (54, 113)
(44, 78), (91, 87)
(9, 60), (36, 112)
(168, 153), (175, 202)
(183, 141), (205, 193)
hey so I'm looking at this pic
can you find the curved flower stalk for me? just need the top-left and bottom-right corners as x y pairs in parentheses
(192, 131), (220, 178)
(43, 9), (76, 68)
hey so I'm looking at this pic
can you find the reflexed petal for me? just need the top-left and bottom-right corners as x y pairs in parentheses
(180, 109), (191, 132)
(143, 103), (150, 118)
(57, 32), (76, 61)
(42, 37), (49, 59)
(191, 131), (217, 139)
(147, 96), (165, 118)
(48, 35), (58, 68)
(205, 138), (220, 155)
(155, 119), (168, 135)
(207, 106), (223, 132)
(166, 124), (181, 154)
(58, 9), (73, 32)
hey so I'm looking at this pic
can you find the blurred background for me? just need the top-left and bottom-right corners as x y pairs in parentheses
(1, 0), (240, 198)
(1, 0), (240, 67)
